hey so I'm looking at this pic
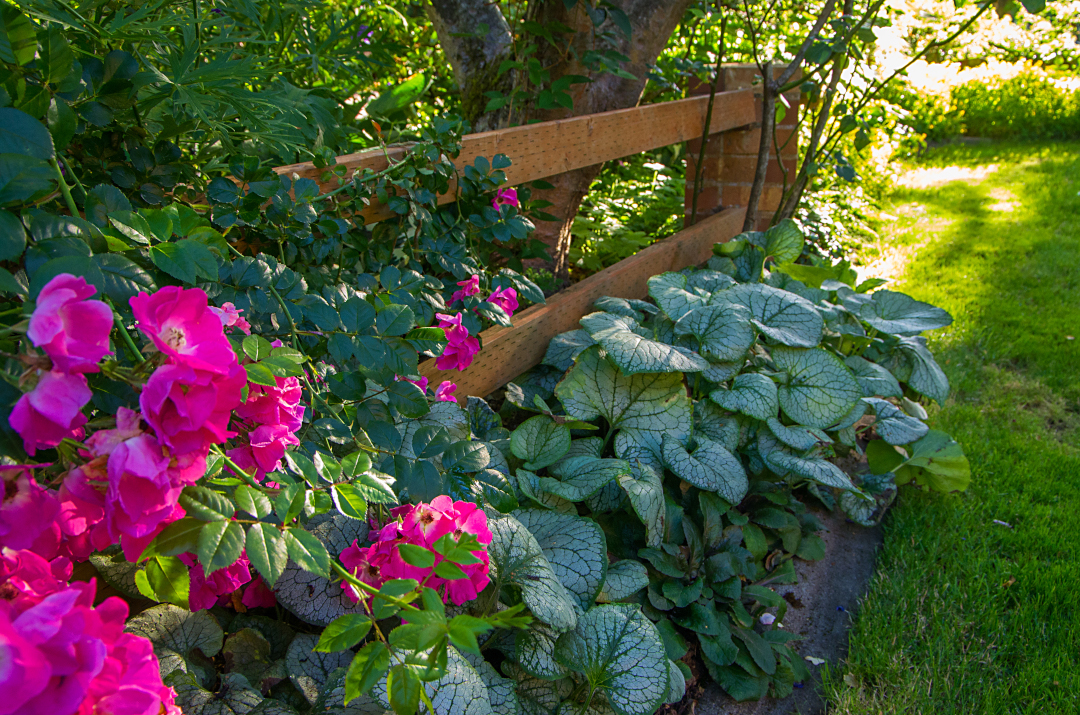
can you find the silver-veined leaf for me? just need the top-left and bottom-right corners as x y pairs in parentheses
(765, 418), (832, 451)
(673, 303), (755, 361)
(274, 516), (368, 626)
(773, 347), (862, 429)
(647, 272), (707, 322)
(486, 512), (578, 632)
(125, 605), (224, 685)
(513, 508), (608, 608)
(556, 346), (691, 459)
(845, 355), (903, 398)
(598, 560), (648, 602)
(287, 633), (353, 705)
(515, 623), (570, 680)
(765, 450), (856, 491)
(511, 415), (571, 470)
(553, 604), (669, 715)
(580, 312), (708, 375)
(854, 290), (952, 336)
(661, 434), (748, 504)
(617, 446), (666, 548)
(542, 329), (595, 372)
(538, 456), (630, 502)
(709, 373), (778, 422)
(714, 283), (823, 348)
(862, 397), (929, 445)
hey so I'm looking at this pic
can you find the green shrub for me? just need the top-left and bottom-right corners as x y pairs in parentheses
(951, 72), (1080, 139)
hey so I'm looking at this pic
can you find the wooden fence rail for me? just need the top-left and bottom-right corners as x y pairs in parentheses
(271, 81), (769, 400)
(274, 88), (756, 225)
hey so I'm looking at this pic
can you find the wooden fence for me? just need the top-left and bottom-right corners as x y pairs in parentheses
(277, 82), (772, 400)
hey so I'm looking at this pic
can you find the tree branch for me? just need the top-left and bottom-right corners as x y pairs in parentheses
(773, 0), (837, 89)
(743, 61), (774, 232)
(690, 12), (727, 227)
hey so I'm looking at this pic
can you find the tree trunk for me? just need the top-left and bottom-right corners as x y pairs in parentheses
(428, 0), (693, 280)
(426, 0), (515, 132)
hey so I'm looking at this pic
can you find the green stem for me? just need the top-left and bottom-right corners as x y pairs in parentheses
(58, 154), (87, 203)
(213, 447), (271, 490)
(331, 561), (422, 613)
(112, 311), (145, 363)
(49, 158), (80, 218)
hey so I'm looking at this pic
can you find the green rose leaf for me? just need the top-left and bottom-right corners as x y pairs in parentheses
(862, 397), (929, 445)
(580, 311), (708, 375)
(538, 456), (630, 502)
(287, 633), (354, 705)
(513, 508), (609, 608)
(673, 303), (755, 361)
(554, 604), (670, 715)
(894, 429), (971, 492)
(486, 512), (578, 632)
(0, 107), (55, 160)
(648, 272), (707, 322)
(246, 523), (288, 588)
(854, 290), (952, 336)
(556, 346), (692, 459)
(372, 646), (493, 715)
(661, 434), (748, 504)
(709, 373), (778, 422)
(125, 605), (224, 685)
(197, 520), (245, 576)
(276, 516), (368, 626)
(773, 347), (862, 429)
(511, 415), (571, 470)
(715, 283), (823, 348)
(845, 355), (903, 398)
(598, 560), (649, 602)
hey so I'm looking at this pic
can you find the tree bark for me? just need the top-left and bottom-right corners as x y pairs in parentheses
(428, 0), (693, 281)
(426, 0), (515, 132)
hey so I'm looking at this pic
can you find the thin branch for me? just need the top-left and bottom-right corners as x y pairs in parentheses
(743, 60), (774, 232)
(773, 0), (837, 89)
(690, 12), (727, 227)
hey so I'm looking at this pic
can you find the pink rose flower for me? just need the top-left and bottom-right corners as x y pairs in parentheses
(0, 560), (180, 715)
(434, 312), (479, 371)
(435, 337), (480, 371)
(141, 363), (246, 456)
(104, 434), (178, 540)
(0, 467), (61, 556)
(492, 187), (519, 209)
(179, 553), (252, 611)
(487, 286), (519, 318)
(450, 275), (480, 304)
(241, 576), (277, 609)
(208, 301), (252, 335)
(340, 498), (492, 606)
(395, 375), (429, 393)
(27, 274), (113, 374)
(434, 381), (457, 403)
(227, 424), (298, 480)
(84, 408), (144, 458)
(130, 286), (237, 375)
(235, 376), (304, 433)
(0, 548), (72, 612)
(10, 371), (92, 455)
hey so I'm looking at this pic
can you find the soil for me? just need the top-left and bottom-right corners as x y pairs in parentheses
(692, 510), (883, 715)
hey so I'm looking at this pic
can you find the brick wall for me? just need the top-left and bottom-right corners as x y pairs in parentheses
(685, 64), (800, 231)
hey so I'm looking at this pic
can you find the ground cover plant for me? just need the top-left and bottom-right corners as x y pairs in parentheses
(492, 219), (969, 706)
(824, 142), (1080, 713)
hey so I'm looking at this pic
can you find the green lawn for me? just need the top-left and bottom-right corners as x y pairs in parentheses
(822, 143), (1080, 714)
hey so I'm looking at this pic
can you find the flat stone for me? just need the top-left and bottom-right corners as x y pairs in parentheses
(694, 509), (882, 715)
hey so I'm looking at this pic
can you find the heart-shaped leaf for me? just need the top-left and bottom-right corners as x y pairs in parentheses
(648, 272), (707, 322)
(580, 312), (708, 375)
(486, 512), (578, 633)
(554, 604), (670, 715)
(556, 346), (691, 460)
(853, 290), (952, 336)
(598, 560), (649, 602)
(125, 605), (224, 685)
(773, 347), (861, 429)
(661, 434), (748, 504)
(715, 283), (823, 348)
(673, 303), (755, 361)
(514, 508), (608, 608)
(862, 397), (929, 445)
(709, 373), (778, 422)
(537, 456), (630, 502)
(287, 633), (354, 705)
(511, 415), (571, 470)
(845, 355), (903, 398)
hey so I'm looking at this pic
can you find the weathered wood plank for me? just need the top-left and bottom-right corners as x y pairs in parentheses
(419, 206), (746, 399)
(274, 89), (756, 224)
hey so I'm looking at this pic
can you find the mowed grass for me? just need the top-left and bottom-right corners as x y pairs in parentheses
(822, 143), (1080, 714)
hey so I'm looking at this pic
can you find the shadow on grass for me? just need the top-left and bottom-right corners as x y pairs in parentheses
(823, 141), (1080, 715)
